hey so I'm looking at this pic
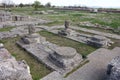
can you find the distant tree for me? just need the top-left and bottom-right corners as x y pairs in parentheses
(33, 0), (41, 10)
(24, 4), (33, 7)
(45, 2), (51, 7)
(52, 5), (56, 8)
(2, 0), (14, 9)
(19, 3), (24, 8)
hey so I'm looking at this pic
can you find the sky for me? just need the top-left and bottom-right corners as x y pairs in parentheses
(0, 0), (120, 8)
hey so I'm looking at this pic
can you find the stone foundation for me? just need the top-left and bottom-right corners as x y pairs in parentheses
(0, 44), (32, 80)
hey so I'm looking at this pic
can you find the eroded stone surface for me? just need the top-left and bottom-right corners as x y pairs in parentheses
(17, 27), (83, 76)
(54, 47), (76, 58)
(48, 47), (82, 69)
(87, 35), (114, 48)
(20, 25), (46, 44)
(0, 44), (32, 80)
(107, 56), (120, 80)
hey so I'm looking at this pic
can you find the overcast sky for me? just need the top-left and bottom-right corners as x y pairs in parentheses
(0, 0), (120, 8)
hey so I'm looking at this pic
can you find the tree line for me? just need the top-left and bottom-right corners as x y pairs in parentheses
(1, 0), (53, 10)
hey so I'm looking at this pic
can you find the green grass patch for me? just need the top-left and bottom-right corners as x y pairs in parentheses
(77, 24), (117, 34)
(0, 27), (15, 32)
(39, 30), (97, 56)
(70, 13), (84, 17)
(11, 7), (120, 29)
(41, 20), (63, 27)
(76, 29), (95, 36)
(64, 59), (89, 78)
(0, 37), (52, 80)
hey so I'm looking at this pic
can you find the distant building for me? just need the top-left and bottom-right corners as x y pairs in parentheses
(90, 8), (98, 13)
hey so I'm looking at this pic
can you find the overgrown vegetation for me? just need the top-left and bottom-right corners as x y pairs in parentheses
(41, 20), (63, 27)
(11, 7), (120, 30)
(0, 37), (52, 80)
(0, 27), (15, 32)
(39, 30), (97, 56)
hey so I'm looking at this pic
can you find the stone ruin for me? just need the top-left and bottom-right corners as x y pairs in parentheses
(113, 27), (120, 35)
(21, 24), (45, 44)
(0, 11), (12, 22)
(87, 35), (114, 48)
(0, 11), (29, 22)
(0, 43), (32, 80)
(79, 21), (120, 35)
(58, 20), (70, 36)
(17, 25), (83, 73)
(48, 47), (82, 69)
(57, 21), (114, 48)
(12, 15), (29, 21)
(58, 20), (75, 36)
(107, 56), (120, 80)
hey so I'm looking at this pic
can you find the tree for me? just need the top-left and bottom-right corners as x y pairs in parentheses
(2, 0), (14, 7)
(19, 3), (24, 8)
(2, 0), (14, 9)
(33, 0), (41, 10)
(45, 2), (51, 7)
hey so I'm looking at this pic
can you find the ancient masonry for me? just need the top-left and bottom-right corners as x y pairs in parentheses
(41, 47), (120, 80)
(0, 43), (32, 80)
(17, 25), (83, 76)
(0, 11), (51, 28)
(0, 11), (29, 22)
(107, 56), (120, 80)
(51, 21), (114, 48)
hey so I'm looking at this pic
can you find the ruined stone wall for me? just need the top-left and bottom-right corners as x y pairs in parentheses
(0, 44), (33, 80)
(0, 11), (12, 22)
(107, 56), (120, 80)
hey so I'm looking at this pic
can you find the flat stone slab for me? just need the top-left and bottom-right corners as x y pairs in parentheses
(54, 47), (77, 58)
(70, 26), (120, 40)
(65, 47), (120, 80)
(38, 25), (120, 40)
(17, 40), (82, 75)
(41, 47), (120, 80)
(41, 71), (64, 80)
(47, 29), (91, 44)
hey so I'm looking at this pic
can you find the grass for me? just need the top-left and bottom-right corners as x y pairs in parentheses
(40, 20), (63, 27)
(41, 11), (119, 30)
(0, 37), (52, 80)
(39, 30), (97, 56)
(75, 29), (95, 36)
(11, 7), (120, 30)
(77, 25), (118, 34)
(0, 27), (15, 32)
